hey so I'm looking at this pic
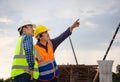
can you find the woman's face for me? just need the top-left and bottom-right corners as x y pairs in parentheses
(40, 31), (50, 41)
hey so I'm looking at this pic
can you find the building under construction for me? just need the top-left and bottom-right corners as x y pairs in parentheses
(60, 37), (98, 82)
(58, 64), (98, 82)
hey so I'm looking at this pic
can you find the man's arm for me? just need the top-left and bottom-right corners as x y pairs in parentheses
(23, 35), (34, 80)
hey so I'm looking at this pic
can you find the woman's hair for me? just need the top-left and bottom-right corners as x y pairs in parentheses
(37, 33), (43, 42)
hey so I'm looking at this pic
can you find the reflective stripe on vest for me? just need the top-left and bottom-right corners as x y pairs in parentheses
(13, 55), (26, 59)
(12, 65), (38, 72)
(40, 66), (58, 76)
(39, 59), (54, 67)
(11, 36), (39, 79)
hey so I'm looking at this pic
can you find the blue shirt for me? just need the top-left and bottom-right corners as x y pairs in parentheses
(22, 34), (34, 70)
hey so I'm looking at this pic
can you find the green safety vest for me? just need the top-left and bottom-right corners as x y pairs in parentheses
(11, 35), (39, 79)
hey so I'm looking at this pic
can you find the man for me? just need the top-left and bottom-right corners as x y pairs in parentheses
(11, 23), (39, 82)
(34, 19), (80, 82)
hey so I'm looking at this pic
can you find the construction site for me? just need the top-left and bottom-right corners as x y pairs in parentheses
(55, 37), (99, 82)
(57, 23), (120, 82)
(0, 24), (119, 82)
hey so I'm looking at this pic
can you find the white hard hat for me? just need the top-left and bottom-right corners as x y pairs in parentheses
(17, 20), (36, 32)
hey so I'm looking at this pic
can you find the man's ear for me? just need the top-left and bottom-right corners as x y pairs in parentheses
(22, 27), (26, 34)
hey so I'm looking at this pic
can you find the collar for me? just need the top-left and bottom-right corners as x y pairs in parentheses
(37, 41), (48, 48)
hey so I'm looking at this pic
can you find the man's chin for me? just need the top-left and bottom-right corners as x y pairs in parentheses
(31, 34), (34, 37)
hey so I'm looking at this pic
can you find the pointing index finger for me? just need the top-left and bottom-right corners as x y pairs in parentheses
(76, 18), (80, 22)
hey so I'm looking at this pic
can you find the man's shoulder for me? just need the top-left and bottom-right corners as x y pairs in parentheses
(24, 34), (32, 38)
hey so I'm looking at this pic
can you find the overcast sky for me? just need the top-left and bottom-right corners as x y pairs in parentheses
(0, 0), (120, 79)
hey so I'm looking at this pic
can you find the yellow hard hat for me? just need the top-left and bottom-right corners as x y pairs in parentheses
(34, 25), (48, 38)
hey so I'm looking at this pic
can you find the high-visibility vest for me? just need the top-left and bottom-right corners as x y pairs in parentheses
(34, 43), (59, 81)
(11, 35), (39, 79)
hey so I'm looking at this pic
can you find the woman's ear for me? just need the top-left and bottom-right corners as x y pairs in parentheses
(39, 37), (42, 40)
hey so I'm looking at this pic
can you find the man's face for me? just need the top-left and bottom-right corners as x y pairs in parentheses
(40, 31), (50, 41)
(24, 25), (34, 36)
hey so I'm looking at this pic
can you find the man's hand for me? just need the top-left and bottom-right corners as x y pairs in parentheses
(70, 19), (80, 32)
(29, 70), (33, 80)
(25, 69), (33, 80)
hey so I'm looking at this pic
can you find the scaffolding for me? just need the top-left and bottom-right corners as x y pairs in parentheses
(58, 65), (98, 82)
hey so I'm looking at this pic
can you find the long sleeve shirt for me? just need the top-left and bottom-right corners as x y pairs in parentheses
(23, 34), (34, 70)
(37, 27), (72, 52)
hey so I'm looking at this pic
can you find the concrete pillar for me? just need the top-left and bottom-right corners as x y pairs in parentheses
(97, 60), (114, 82)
